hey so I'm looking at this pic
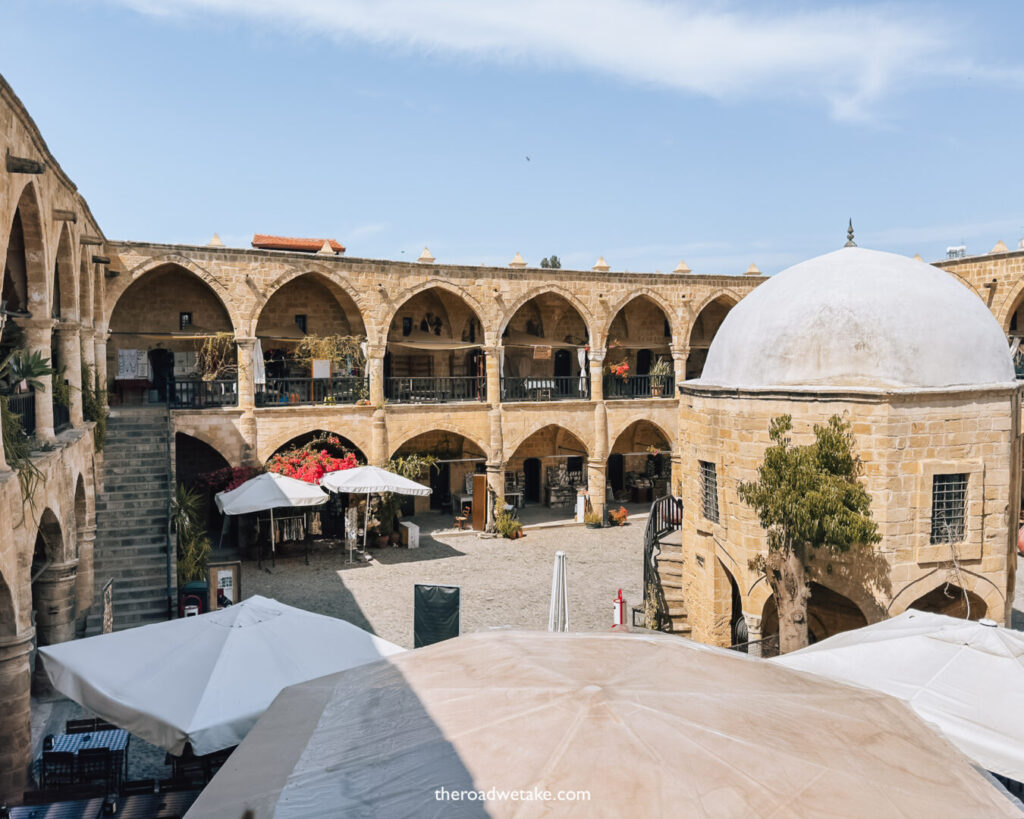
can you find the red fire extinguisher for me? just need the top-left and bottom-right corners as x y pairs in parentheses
(613, 589), (626, 627)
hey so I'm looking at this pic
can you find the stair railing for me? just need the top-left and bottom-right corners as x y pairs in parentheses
(642, 495), (682, 631)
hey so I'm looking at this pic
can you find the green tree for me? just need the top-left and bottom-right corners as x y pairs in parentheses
(539, 256), (562, 269)
(737, 414), (880, 653)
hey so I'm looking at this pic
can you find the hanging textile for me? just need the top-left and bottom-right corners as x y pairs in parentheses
(577, 347), (588, 397)
(253, 337), (266, 386)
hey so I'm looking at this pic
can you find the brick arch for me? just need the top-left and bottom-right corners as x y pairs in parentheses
(383, 280), (490, 347)
(258, 424), (372, 465)
(388, 424), (490, 460)
(995, 279), (1024, 332)
(73, 473), (90, 533)
(608, 417), (673, 454)
(51, 223), (78, 320)
(7, 179), (48, 313)
(688, 288), (741, 323)
(600, 291), (676, 342)
(31, 507), (66, 564)
(504, 421), (591, 462)
(112, 254), (239, 330)
(888, 567), (1005, 621)
(499, 285), (597, 343)
(758, 580), (873, 643)
(251, 265), (374, 340)
(0, 568), (15, 638)
(176, 429), (236, 468)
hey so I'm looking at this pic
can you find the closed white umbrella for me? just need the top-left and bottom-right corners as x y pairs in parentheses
(547, 550), (568, 632)
(185, 630), (1020, 818)
(38, 596), (404, 757)
(216, 472), (328, 567)
(775, 609), (1024, 782)
(320, 466), (430, 560)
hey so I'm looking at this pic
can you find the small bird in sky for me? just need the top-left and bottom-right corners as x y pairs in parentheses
(526, 156), (531, 161)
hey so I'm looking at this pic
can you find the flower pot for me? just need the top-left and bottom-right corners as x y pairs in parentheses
(585, 521), (602, 529)
(376, 535), (390, 548)
(650, 386), (663, 397)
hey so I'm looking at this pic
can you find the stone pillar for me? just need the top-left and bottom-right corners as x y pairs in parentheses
(55, 324), (84, 426)
(743, 613), (763, 658)
(21, 318), (55, 441)
(589, 402), (609, 520)
(74, 524), (97, 615)
(367, 344), (386, 407)
(371, 409), (388, 467)
(588, 347), (605, 402)
(235, 336), (258, 465)
(486, 460), (505, 529)
(93, 327), (108, 394)
(670, 345), (689, 389)
(485, 347), (501, 406)
(0, 629), (34, 803)
(671, 453), (684, 498)
(31, 559), (78, 697)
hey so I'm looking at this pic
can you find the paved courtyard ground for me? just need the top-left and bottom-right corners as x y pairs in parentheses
(243, 521), (646, 648)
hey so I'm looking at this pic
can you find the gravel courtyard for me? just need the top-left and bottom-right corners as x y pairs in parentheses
(242, 521), (646, 648)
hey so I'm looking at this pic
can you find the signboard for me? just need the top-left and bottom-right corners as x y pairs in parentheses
(312, 359), (331, 379)
(208, 561), (241, 611)
(532, 345), (552, 360)
(116, 349), (149, 380)
(102, 579), (114, 634)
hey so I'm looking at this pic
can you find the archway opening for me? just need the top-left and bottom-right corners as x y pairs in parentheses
(501, 292), (589, 401)
(74, 476), (87, 547)
(51, 226), (76, 321)
(392, 430), (487, 515)
(608, 420), (671, 503)
(176, 433), (232, 536)
(605, 296), (674, 398)
(256, 273), (367, 405)
(508, 425), (588, 511)
(686, 296), (734, 379)
(269, 429), (365, 464)
(761, 582), (869, 652)
(3, 184), (45, 316)
(385, 288), (485, 403)
(717, 559), (745, 648)
(31, 509), (65, 692)
(108, 264), (234, 404)
(908, 583), (987, 621)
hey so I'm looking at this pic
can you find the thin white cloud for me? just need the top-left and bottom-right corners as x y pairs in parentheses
(110, 0), (1013, 121)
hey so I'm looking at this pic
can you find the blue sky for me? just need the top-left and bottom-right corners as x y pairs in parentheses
(3, 0), (1024, 273)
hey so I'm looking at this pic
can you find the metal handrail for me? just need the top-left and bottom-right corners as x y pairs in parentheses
(641, 495), (682, 631)
(256, 376), (367, 407)
(168, 378), (239, 409)
(500, 375), (590, 402)
(603, 373), (675, 399)
(385, 376), (486, 404)
(8, 390), (36, 435)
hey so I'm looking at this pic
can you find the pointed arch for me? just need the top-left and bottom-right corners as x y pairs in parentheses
(888, 567), (1005, 622)
(384, 279), (489, 346)
(608, 418), (672, 454)
(505, 421), (590, 462)
(686, 291), (740, 380)
(997, 279), (1024, 334)
(251, 265), (374, 341)
(51, 223), (77, 320)
(258, 425), (371, 465)
(499, 285), (596, 341)
(78, 251), (93, 328)
(114, 253), (236, 329)
(601, 291), (676, 342)
(389, 424), (489, 460)
(32, 507), (65, 564)
(3, 180), (47, 314)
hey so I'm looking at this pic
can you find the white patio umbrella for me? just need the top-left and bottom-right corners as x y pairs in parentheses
(38, 596), (403, 757)
(216, 472), (328, 566)
(775, 609), (1024, 782)
(185, 630), (1021, 818)
(320, 465), (430, 560)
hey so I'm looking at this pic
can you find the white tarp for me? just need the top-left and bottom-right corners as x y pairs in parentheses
(39, 596), (404, 756)
(215, 472), (327, 515)
(185, 630), (1021, 818)
(252, 337), (266, 386)
(776, 609), (1024, 782)
(320, 465), (430, 496)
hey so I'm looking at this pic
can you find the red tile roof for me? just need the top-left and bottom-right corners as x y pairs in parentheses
(251, 234), (345, 254)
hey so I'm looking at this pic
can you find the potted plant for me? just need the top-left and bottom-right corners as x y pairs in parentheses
(609, 506), (629, 526)
(495, 508), (524, 539)
(608, 361), (630, 381)
(649, 357), (672, 397)
(584, 510), (603, 529)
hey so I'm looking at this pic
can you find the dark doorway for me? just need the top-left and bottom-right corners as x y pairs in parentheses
(554, 349), (572, 395)
(148, 348), (174, 402)
(524, 457), (541, 503)
(383, 351), (392, 399)
(608, 453), (624, 493)
(430, 462), (451, 510)
(636, 349), (652, 375)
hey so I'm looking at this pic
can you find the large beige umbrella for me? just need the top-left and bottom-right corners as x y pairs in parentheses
(186, 630), (1022, 818)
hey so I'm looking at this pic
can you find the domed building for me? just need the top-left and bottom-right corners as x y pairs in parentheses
(675, 246), (1021, 651)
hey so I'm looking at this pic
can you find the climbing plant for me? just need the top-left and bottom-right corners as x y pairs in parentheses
(195, 333), (237, 380)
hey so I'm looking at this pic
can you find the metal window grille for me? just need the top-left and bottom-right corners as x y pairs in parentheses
(700, 460), (719, 523)
(930, 473), (967, 544)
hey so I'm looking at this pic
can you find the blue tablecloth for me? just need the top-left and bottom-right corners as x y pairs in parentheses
(50, 729), (129, 754)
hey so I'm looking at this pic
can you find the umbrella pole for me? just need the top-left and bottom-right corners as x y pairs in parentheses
(271, 508), (276, 569)
(363, 492), (370, 556)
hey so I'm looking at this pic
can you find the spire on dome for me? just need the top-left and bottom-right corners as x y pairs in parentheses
(844, 218), (856, 248)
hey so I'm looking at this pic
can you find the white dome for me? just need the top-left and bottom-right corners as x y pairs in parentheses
(698, 247), (1015, 390)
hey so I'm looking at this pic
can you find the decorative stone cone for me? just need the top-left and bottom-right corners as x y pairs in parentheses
(592, 256), (610, 272)
(509, 252), (526, 269)
(317, 241), (335, 256)
(208, 233), (224, 247)
(913, 253), (924, 262)
(990, 240), (1009, 254)
(674, 259), (691, 274)
(744, 263), (761, 275)
(418, 247), (435, 263)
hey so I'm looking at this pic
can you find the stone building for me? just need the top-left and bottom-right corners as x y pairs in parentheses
(675, 247), (1021, 648)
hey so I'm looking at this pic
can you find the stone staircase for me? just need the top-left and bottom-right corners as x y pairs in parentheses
(87, 406), (173, 633)
(654, 530), (691, 636)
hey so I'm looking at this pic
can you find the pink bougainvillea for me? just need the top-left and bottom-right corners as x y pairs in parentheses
(195, 465), (263, 494)
(265, 435), (359, 484)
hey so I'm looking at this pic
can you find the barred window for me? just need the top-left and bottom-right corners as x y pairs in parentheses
(930, 473), (967, 544)
(699, 460), (719, 523)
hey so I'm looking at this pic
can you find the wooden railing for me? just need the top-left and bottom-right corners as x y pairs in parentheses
(256, 376), (367, 407)
(385, 376), (486, 404)
(603, 374), (675, 399)
(500, 375), (589, 402)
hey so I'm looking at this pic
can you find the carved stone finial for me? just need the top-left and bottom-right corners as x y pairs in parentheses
(844, 218), (856, 248)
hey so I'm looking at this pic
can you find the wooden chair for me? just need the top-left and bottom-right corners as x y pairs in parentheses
(453, 506), (470, 530)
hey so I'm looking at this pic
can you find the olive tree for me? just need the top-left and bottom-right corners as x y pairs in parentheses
(737, 414), (880, 653)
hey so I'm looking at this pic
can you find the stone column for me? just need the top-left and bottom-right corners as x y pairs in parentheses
(31, 559), (78, 696)
(485, 346), (501, 406)
(0, 629), (34, 803)
(80, 326), (96, 377)
(588, 347), (605, 402)
(670, 453), (684, 498)
(486, 460), (505, 529)
(74, 524), (97, 615)
(93, 327), (108, 395)
(22, 317), (55, 441)
(55, 323), (84, 426)
(670, 345), (689, 389)
(371, 409), (388, 467)
(743, 613), (763, 658)
(235, 336), (259, 465)
(367, 344), (386, 407)
(589, 402), (609, 521)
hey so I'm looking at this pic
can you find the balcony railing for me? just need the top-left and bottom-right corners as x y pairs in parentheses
(169, 378), (238, 409)
(256, 376), (368, 407)
(8, 391), (36, 436)
(501, 375), (590, 402)
(385, 376), (486, 404)
(603, 374), (675, 399)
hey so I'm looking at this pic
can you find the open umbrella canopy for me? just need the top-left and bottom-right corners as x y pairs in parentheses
(215, 472), (327, 515)
(320, 465), (430, 496)
(775, 608), (1024, 782)
(39, 596), (403, 756)
(186, 630), (1021, 818)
